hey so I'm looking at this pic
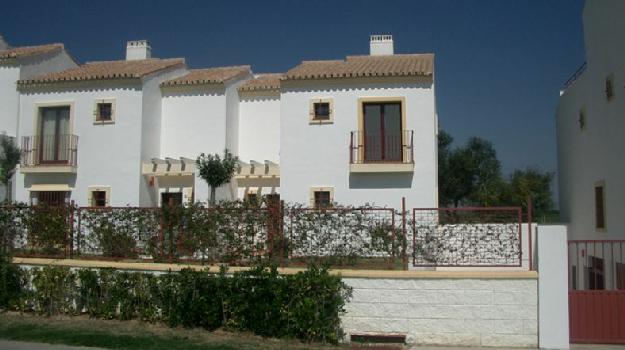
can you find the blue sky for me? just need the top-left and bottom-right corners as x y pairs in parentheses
(1, 0), (585, 176)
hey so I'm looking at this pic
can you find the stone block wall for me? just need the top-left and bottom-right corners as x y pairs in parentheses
(342, 277), (538, 347)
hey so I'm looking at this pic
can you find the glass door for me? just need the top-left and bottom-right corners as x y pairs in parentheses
(39, 107), (70, 164)
(363, 102), (402, 162)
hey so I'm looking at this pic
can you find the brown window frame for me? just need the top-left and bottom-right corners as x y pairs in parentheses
(91, 190), (107, 207)
(313, 190), (332, 209)
(313, 102), (331, 121)
(96, 102), (113, 122)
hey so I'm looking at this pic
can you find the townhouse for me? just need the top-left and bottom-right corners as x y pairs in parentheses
(3, 35), (437, 210)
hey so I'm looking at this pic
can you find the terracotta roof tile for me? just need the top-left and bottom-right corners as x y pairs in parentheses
(0, 43), (64, 60)
(18, 58), (185, 85)
(238, 73), (283, 92)
(161, 65), (251, 87)
(284, 54), (434, 80)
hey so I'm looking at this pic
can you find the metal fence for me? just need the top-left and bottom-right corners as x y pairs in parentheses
(568, 240), (625, 291)
(2, 202), (531, 270)
(412, 207), (523, 267)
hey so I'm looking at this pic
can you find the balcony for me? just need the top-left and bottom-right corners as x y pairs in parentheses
(349, 130), (414, 173)
(21, 134), (78, 173)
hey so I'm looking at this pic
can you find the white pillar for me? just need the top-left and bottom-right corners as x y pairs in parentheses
(537, 224), (570, 349)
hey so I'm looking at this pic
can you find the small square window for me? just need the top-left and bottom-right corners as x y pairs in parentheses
(606, 75), (614, 101)
(313, 102), (330, 120)
(246, 192), (258, 205)
(314, 191), (331, 209)
(92, 191), (107, 207)
(96, 103), (113, 121)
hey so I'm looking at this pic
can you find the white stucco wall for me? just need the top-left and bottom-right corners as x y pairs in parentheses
(238, 91), (281, 164)
(15, 81), (145, 207)
(161, 84), (233, 204)
(556, 0), (625, 240)
(342, 276), (537, 347)
(280, 78), (437, 209)
(0, 64), (20, 137)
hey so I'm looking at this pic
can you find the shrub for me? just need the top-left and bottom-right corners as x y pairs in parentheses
(0, 254), (28, 310)
(4, 263), (351, 343)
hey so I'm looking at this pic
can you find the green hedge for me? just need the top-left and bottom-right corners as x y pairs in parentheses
(0, 261), (352, 344)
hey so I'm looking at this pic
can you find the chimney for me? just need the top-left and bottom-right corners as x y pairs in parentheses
(126, 40), (151, 60)
(0, 35), (10, 50)
(369, 35), (394, 56)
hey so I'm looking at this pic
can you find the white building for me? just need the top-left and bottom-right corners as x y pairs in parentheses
(556, 0), (625, 241)
(6, 35), (437, 209)
(0, 37), (77, 201)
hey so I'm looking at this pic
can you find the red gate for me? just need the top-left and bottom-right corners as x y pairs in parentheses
(568, 240), (625, 344)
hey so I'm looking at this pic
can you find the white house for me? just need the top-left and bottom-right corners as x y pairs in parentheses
(14, 40), (187, 207)
(0, 36), (77, 201)
(7, 35), (437, 209)
(556, 0), (625, 241)
(280, 36), (438, 209)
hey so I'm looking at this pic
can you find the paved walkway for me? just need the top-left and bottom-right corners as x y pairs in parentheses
(0, 340), (106, 350)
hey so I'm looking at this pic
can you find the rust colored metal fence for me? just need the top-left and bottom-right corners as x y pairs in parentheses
(568, 240), (625, 344)
(411, 207), (523, 267)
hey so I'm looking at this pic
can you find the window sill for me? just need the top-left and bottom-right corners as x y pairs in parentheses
(349, 163), (414, 173)
(309, 119), (333, 125)
(21, 165), (77, 174)
(93, 120), (115, 125)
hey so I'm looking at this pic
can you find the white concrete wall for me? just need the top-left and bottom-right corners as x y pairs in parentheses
(342, 277), (537, 347)
(15, 82), (145, 206)
(280, 78), (437, 209)
(161, 84), (232, 204)
(537, 225), (570, 349)
(238, 91), (281, 164)
(138, 67), (187, 206)
(0, 64), (20, 137)
(556, 0), (625, 240)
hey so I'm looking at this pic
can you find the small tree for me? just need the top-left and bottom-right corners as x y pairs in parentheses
(0, 135), (21, 203)
(196, 149), (238, 206)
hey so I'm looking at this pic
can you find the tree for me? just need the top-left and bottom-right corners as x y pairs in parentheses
(0, 135), (20, 203)
(508, 168), (554, 217)
(438, 131), (503, 207)
(196, 149), (238, 206)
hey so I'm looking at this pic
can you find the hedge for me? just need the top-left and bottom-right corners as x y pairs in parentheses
(0, 259), (352, 344)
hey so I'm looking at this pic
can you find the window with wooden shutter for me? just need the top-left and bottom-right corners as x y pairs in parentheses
(594, 183), (606, 230)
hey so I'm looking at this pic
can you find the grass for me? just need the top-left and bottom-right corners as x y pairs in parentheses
(0, 313), (403, 350)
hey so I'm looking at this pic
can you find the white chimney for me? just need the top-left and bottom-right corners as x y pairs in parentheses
(369, 35), (394, 56)
(0, 35), (10, 50)
(126, 40), (152, 60)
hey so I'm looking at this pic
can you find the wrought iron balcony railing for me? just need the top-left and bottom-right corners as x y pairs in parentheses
(21, 134), (78, 168)
(349, 130), (414, 164)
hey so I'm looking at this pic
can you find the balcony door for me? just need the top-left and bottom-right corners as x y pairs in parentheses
(363, 102), (402, 162)
(39, 106), (70, 164)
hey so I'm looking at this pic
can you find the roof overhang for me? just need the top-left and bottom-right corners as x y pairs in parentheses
(235, 160), (279, 179)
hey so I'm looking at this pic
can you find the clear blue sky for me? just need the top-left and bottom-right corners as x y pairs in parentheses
(1, 0), (585, 176)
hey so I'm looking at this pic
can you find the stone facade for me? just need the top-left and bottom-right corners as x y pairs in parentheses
(342, 277), (537, 347)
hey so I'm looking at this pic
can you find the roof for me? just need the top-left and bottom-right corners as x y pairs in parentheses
(161, 65), (251, 87)
(18, 58), (185, 85)
(238, 73), (283, 92)
(0, 43), (64, 61)
(284, 53), (434, 80)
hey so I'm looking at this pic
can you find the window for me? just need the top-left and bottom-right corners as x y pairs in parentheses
(92, 191), (107, 207)
(93, 99), (115, 124)
(310, 187), (333, 209)
(578, 109), (586, 131)
(88, 186), (110, 207)
(246, 192), (258, 205)
(96, 103), (112, 121)
(617, 263), (625, 290)
(313, 102), (330, 120)
(606, 74), (614, 101)
(314, 191), (331, 209)
(594, 183), (606, 230)
(309, 98), (333, 123)
(571, 265), (577, 290)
